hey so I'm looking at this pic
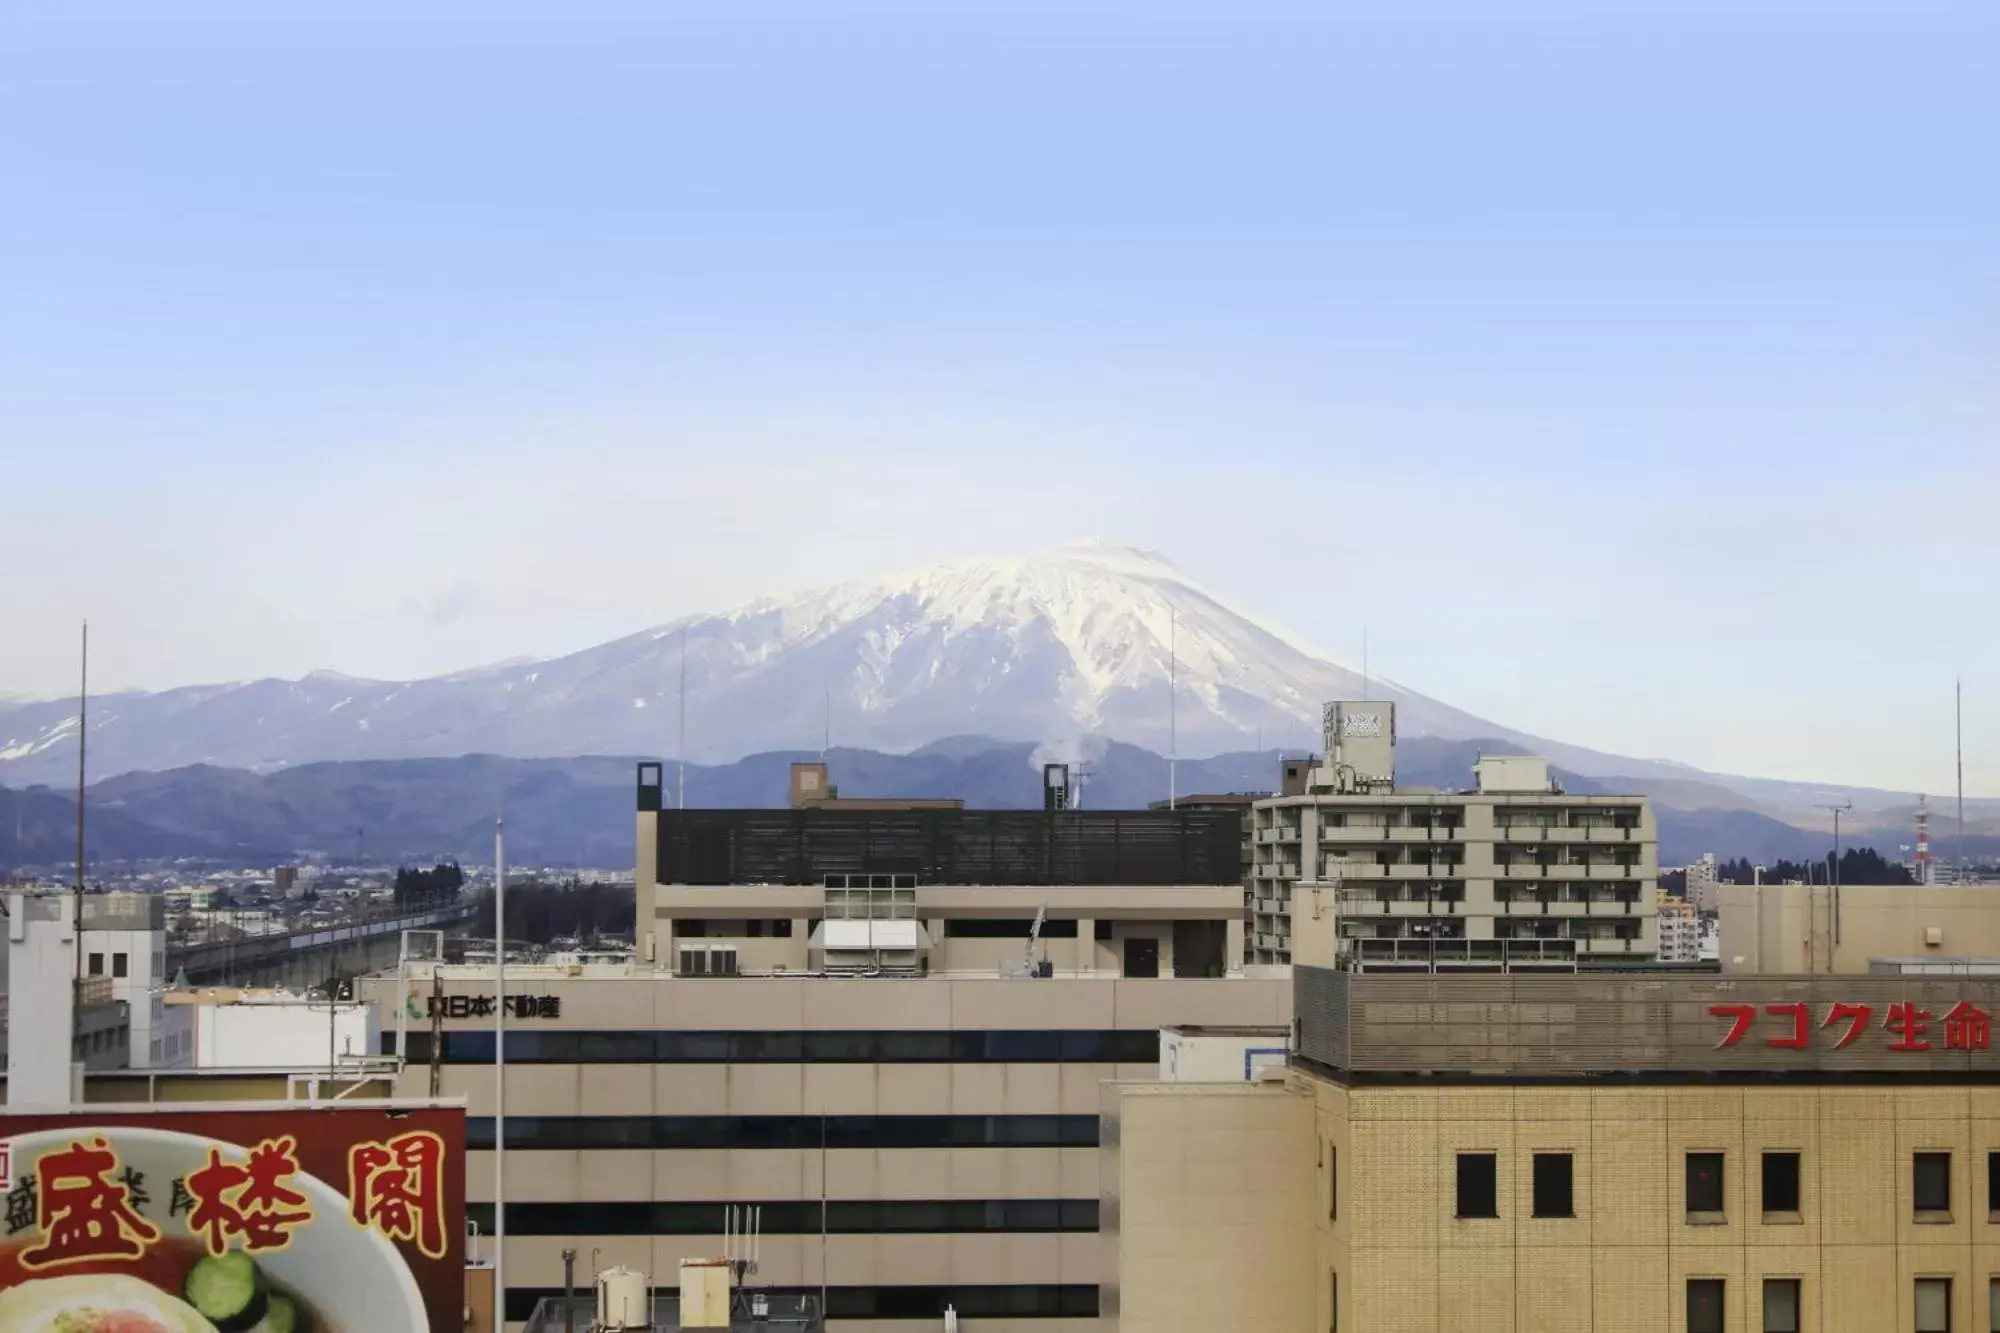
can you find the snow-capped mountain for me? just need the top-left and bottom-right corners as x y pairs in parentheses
(0, 540), (1472, 782)
(0, 540), (1728, 789)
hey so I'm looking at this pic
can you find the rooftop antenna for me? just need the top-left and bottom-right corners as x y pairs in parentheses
(1815, 798), (1853, 951)
(1168, 607), (1177, 811)
(677, 626), (687, 812)
(1957, 676), (1965, 874)
(73, 619), (88, 1067)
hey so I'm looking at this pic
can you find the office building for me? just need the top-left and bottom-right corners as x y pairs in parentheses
(1719, 881), (2000, 975)
(1249, 701), (1660, 967)
(356, 761), (1286, 1331)
(1103, 964), (2000, 1333)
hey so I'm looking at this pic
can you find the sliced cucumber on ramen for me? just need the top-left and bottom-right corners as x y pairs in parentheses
(183, 1250), (270, 1333)
(256, 1292), (308, 1333)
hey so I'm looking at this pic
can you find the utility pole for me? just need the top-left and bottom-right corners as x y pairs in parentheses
(493, 814), (507, 1316)
(1957, 677), (1966, 874)
(1816, 800), (1852, 951)
(1168, 608), (1177, 812)
(678, 627), (688, 812)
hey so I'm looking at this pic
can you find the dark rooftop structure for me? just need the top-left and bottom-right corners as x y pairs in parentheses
(1295, 963), (2000, 1083)
(639, 762), (1244, 887)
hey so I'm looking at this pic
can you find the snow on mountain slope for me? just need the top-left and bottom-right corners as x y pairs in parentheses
(0, 541), (1481, 781)
(0, 541), (1862, 805)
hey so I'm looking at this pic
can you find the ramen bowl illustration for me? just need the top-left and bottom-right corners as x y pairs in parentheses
(0, 1126), (429, 1333)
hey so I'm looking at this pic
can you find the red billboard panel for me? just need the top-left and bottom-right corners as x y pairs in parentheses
(0, 1103), (464, 1332)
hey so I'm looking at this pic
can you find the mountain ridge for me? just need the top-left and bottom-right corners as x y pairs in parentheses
(0, 542), (1984, 822)
(9, 742), (1978, 875)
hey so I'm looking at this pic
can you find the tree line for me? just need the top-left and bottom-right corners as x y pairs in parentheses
(393, 861), (466, 909)
(471, 877), (636, 945)
(1715, 847), (1911, 886)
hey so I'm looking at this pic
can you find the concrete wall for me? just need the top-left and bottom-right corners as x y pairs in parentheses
(5, 892), (78, 1106)
(1102, 1082), (1315, 1333)
(184, 999), (380, 1068)
(84, 923), (168, 1067)
(1158, 1028), (1289, 1083)
(1720, 882), (2000, 974)
(647, 885), (1244, 978)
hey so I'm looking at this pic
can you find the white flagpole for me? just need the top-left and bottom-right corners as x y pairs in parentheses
(493, 815), (507, 1320)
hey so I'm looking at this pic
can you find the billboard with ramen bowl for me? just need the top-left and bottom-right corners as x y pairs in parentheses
(0, 1103), (465, 1333)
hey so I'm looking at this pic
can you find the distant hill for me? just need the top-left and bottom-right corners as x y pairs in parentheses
(9, 542), (1987, 838)
(0, 782), (222, 869)
(6, 740), (1977, 875)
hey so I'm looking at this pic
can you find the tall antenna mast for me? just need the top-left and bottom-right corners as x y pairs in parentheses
(1168, 607), (1177, 811)
(1958, 677), (1965, 873)
(75, 619), (87, 896)
(74, 619), (88, 1071)
(1815, 799), (1853, 952)
(677, 626), (687, 812)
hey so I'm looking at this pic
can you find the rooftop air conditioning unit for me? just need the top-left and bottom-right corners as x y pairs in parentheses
(595, 1266), (649, 1331)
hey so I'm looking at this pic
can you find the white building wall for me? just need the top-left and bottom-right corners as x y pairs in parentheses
(1158, 1027), (1289, 1082)
(83, 925), (171, 1069)
(5, 892), (78, 1106)
(189, 1000), (380, 1068)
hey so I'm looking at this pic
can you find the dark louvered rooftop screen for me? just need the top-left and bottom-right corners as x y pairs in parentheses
(654, 807), (1245, 886)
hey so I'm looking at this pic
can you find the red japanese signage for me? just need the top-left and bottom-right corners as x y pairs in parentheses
(0, 1105), (464, 1331)
(1710, 1000), (1993, 1053)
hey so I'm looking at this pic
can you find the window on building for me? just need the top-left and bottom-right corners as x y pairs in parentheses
(1687, 1152), (1726, 1217)
(1327, 1144), (1337, 1221)
(1988, 1153), (2000, 1218)
(1762, 1151), (1801, 1216)
(1988, 1276), (1999, 1333)
(1532, 1153), (1574, 1218)
(1763, 1278), (1800, 1333)
(1455, 1153), (1498, 1219)
(1688, 1278), (1725, 1333)
(1916, 1152), (1953, 1215)
(1094, 920), (1114, 941)
(112, 952), (129, 978)
(1328, 1271), (1337, 1333)
(1916, 1277), (1951, 1333)
(87, 952), (104, 976)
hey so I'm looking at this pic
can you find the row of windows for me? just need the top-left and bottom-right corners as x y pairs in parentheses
(1440, 1148), (2000, 1223)
(465, 1199), (1098, 1237)
(465, 1114), (1099, 1151)
(1324, 1270), (1995, 1333)
(391, 1028), (1161, 1064)
(505, 1283), (1098, 1324)
(1683, 1275), (1978, 1333)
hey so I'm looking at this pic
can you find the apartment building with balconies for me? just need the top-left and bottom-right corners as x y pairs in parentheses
(1247, 701), (1660, 967)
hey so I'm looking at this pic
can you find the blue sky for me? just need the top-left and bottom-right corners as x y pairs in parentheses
(1, 1), (1994, 791)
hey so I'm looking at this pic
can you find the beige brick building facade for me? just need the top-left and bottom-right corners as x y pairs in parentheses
(1104, 967), (2000, 1333)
